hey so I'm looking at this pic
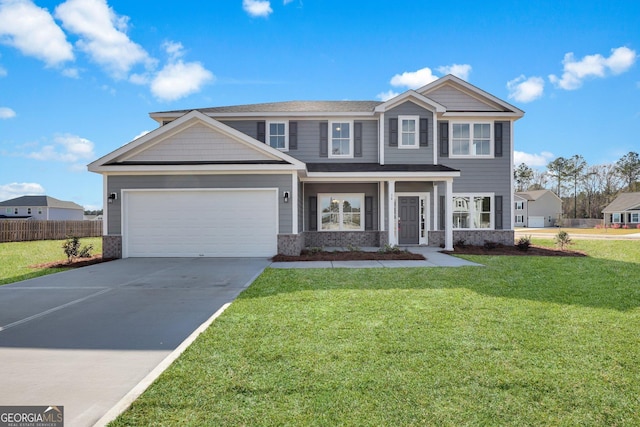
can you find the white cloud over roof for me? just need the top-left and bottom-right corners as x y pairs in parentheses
(436, 64), (472, 81)
(514, 150), (554, 167)
(390, 67), (439, 89)
(507, 75), (544, 103)
(28, 134), (95, 166)
(0, 0), (74, 66)
(0, 182), (46, 201)
(549, 46), (637, 90)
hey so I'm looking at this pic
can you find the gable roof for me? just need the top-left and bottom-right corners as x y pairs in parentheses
(418, 74), (524, 117)
(602, 192), (640, 213)
(374, 90), (446, 113)
(0, 195), (83, 210)
(89, 110), (305, 173)
(515, 190), (560, 202)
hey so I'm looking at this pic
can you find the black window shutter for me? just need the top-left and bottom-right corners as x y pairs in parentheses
(309, 196), (317, 231)
(354, 122), (363, 157)
(319, 122), (328, 157)
(365, 196), (373, 230)
(257, 121), (266, 143)
(494, 122), (503, 157)
(389, 118), (398, 147)
(439, 121), (449, 157)
(439, 195), (446, 230)
(289, 121), (297, 150)
(419, 118), (428, 147)
(495, 195), (503, 230)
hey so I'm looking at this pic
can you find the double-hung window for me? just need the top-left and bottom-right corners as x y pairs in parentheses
(631, 213), (639, 223)
(329, 121), (352, 157)
(515, 201), (524, 210)
(267, 121), (288, 150)
(453, 193), (493, 229)
(451, 122), (492, 157)
(399, 115), (419, 149)
(318, 193), (363, 231)
(612, 213), (621, 223)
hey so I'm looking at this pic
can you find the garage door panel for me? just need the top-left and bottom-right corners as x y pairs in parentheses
(124, 189), (277, 257)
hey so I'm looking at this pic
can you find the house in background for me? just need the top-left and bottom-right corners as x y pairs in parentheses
(514, 190), (562, 227)
(89, 75), (524, 259)
(602, 192), (640, 227)
(0, 195), (84, 220)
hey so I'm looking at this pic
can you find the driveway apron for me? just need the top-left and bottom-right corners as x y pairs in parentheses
(0, 257), (270, 427)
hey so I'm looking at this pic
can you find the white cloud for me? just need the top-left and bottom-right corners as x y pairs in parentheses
(0, 0), (74, 67)
(549, 46), (637, 90)
(0, 65), (6, 77)
(514, 150), (554, 168)
(0, 107), (16, 119)
(27, 134), (95, 164)
(148, 41), (213, 101)
(243, 0), (272, 17)
(55, 0), (151, 79)
(507, 75), (544, 103)
(436, 64), (472, 81)
(62, 67), (80, 78)
(0, 182), (46, 201)
(376, 90), (399, 101)
(390, 67), (438, 89)
(151, 60), (214, 101)
(133, 130), (150, 140)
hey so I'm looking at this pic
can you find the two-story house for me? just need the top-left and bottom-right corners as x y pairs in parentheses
(89, 75), (524, 258)
(0, 195), (84, 220)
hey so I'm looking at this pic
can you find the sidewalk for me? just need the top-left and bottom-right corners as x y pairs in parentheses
(269, 246), (482, 269)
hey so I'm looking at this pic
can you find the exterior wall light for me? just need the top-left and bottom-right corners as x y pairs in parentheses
(283, 191), (290, 203)
(108, 192), (118, 204)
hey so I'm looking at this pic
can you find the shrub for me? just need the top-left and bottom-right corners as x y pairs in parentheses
(516, 235), (532, 252)
(637, 224), (640, 229)
(62, 236), (94, 263)
(554, 230), (572, 250)
(346, 244), (361, 252)
(612, 223), (621, 229)
(622, 224), (629, 229)
(378, 244), (402, 254)
(483, 240), (498, 250)
(454, 239), (467, 248)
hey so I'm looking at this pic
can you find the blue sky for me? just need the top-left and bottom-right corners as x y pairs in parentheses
(0, 0), (638, 209)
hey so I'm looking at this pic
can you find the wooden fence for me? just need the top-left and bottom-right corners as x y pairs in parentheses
(0, 220), (103, 243)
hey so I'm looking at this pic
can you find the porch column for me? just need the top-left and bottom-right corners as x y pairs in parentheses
(444, 179), (453, 251)
(388, 180), (396, 245)
(379, 181), (385, 231)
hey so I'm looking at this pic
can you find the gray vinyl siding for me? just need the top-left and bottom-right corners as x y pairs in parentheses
(223, 119), (378, 163)
(384, 101), (434, 164)
(304, 183), (379, 231)
(424, 86), (501, 111)
(437, 121), (513, 229)
(106, 174), (293, 235)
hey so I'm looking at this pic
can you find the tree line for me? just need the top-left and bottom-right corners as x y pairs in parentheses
(514, 152), (640, 219)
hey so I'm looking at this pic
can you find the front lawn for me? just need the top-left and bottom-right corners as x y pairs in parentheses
(0, 238), (102, 285)
(112, 240), (640, 426)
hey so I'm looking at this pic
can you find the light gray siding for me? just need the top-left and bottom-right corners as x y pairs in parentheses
(425, 85), (501, 111)
(383, 101), (434, 164)
(107, 174), (293, 235)
(223, 119), (378, 163)
(437, 121), (513, 229)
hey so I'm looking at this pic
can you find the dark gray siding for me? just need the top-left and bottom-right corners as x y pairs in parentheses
(303, 182), (379, 231)
(384, 101), (434, 164)
(107, 174), (293, 235)
(223, 119), (378, 163)
(437, 121), (513, 229)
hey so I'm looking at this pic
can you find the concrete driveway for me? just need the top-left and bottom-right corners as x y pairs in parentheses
(0, 257), (270, 427)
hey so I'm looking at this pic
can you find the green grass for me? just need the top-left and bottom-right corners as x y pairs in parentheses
(517, 227), (639, 235)
(0, 238), (102, 285)
(112, 240), (640, 426)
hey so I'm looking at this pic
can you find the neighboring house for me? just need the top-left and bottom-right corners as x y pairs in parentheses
(602, 192), (640, 227)
(89, 75), (524, 258)
(0, 195), (84, 220)
(514, 190), (562, 227)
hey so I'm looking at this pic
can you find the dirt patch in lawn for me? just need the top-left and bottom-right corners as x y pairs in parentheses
(272, 250), (426, 262)
(29, 254), (115, 269)
(444, 244), (587, 257)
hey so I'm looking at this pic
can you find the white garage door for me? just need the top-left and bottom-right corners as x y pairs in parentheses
(123, 189), (278, 257)
(528, 216), (545, 228)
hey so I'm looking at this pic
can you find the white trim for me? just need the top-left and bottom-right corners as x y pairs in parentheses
(91, 163), (303, 174)
(509, 119), (515, 231)
(449, 121), (494, 158)
(266, 120), (289, 151)
(303, 171), (460, 182)
(396, 192), (429, 245)
(150, 111), (377, 121)
(398, 115), (420, 149)
(388, 181), (396, 245)
(442, 112), (523, 118)
(374, 90), (446, 113)
(432, 116), (438, 165)
(291, 173), (298, 234)
(444, 180), (453, 251)
(317, 193), (365, 232)
(379, 181), (385, 232)
(102, 175), (108, 235)
(379, 112), (385, 165)
(328, 120), (354, 158)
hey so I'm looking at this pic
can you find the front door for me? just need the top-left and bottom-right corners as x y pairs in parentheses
(398, 196), (419, 245)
